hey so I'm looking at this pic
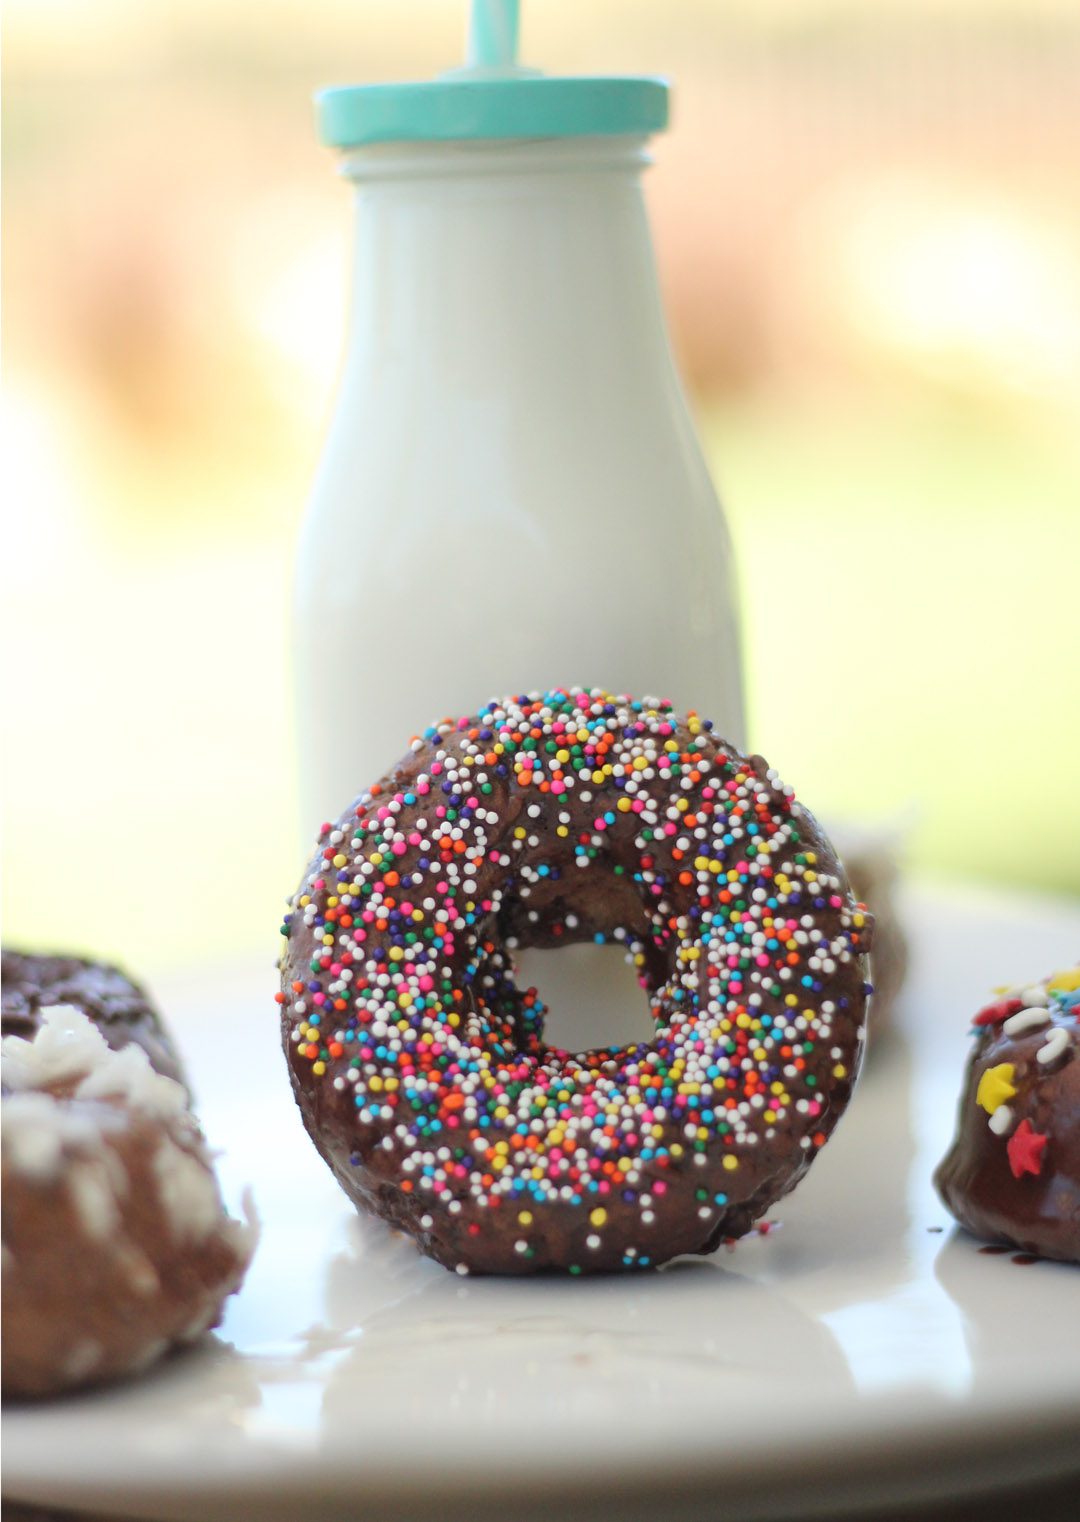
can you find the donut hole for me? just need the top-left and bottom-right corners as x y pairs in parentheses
(515, 942), (655, 1055)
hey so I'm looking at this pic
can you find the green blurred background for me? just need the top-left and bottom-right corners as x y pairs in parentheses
(3, 0), (1078, 973)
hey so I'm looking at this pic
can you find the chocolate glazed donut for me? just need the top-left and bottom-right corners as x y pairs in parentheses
(279, 690), (873, 1275)
(935, 965), (1080, 1263)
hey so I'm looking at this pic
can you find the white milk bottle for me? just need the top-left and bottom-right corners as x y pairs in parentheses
(295, 0), (745, 1046)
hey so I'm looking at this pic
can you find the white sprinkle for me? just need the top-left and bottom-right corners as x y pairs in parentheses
(988, 1104), (1015, 1136)
(1003, 1006), (1052, 1037)
(1037, 1027), (1070, 1067)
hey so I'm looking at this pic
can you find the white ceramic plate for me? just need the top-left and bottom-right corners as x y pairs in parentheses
(4, 884), (1080, 1522)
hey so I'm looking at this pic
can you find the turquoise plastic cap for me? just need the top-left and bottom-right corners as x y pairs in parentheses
(317, 0), (668, 149)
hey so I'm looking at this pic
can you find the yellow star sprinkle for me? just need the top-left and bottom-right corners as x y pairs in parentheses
(976, 1063), (1017, 1114)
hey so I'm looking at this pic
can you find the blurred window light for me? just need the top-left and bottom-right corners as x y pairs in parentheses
(812, 179), (1080, 398)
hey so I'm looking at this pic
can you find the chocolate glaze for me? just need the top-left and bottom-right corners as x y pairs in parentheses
(935, 980), (1079, 1265)
(842, 847), (907, 1032)
(281, 695), (873, 1275)
(1, 949), (187, 1090)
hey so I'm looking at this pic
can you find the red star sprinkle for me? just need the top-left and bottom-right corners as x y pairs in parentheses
(973, 998), (1024, 1027)
(1007, 1119), (1048, 1179)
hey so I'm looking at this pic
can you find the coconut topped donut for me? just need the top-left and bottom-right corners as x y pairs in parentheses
(2, 961), (256, 1398)
(279, 689), (874, 1274)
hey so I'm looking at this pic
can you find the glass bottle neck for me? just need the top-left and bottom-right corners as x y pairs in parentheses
(337, 137), (677, 391)
(339, 136), (653, 183)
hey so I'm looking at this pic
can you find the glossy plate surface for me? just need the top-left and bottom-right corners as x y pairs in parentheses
(4, 884), (1079, 1521)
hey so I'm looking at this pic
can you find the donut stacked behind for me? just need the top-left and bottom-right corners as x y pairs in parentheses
(280, 690), (873, 1275)
(935, 964), (1079, 1263)
(2, 954), (256, 1399)
(2, 949), (186, 1087)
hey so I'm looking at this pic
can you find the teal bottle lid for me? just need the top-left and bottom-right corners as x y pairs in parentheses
(317, 0), (668, 149)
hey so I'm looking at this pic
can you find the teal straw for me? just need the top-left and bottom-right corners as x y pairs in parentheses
(466, 0), (519, 70)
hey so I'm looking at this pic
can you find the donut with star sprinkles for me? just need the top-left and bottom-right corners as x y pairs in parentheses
(935, 963), (1079, 1263)
(279, 690), (874, 1275)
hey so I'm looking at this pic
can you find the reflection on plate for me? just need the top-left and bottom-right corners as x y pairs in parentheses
(3, 885), (1079, 1522)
